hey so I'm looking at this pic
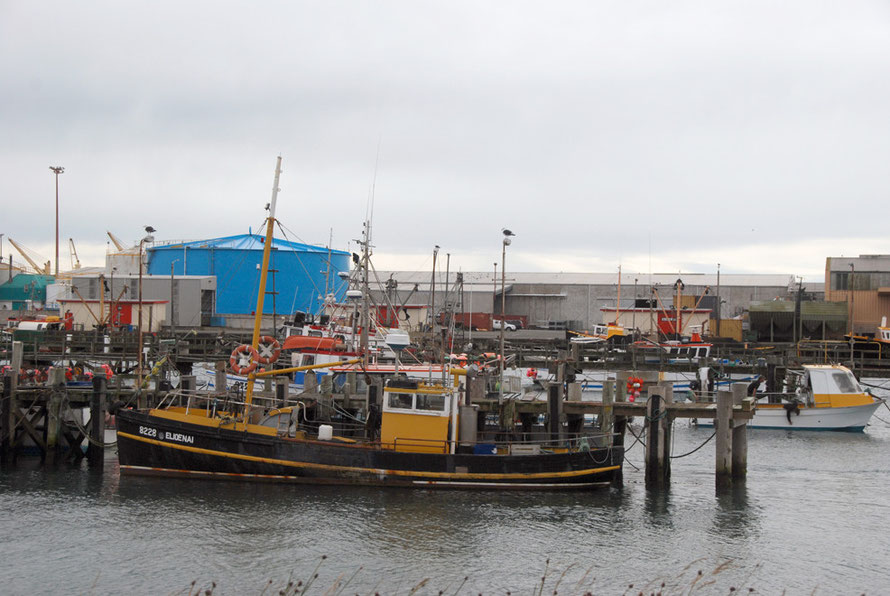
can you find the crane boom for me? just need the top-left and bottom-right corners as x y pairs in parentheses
(107, 231), (126, 251)
(69, 238), (81, 269)
(8, 239), (50, 274)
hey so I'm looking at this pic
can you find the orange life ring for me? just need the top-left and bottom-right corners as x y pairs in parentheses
(230, 344), (259, 375)
(255, 335), (281, 364)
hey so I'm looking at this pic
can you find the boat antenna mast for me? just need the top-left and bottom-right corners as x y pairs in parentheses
(243, 156), (283, 422)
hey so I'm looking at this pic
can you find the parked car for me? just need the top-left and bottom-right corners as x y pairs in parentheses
(492, 319), (516, 331)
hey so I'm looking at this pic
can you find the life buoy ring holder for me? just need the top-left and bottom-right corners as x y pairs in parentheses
(626, 376), (644, 402)
(230, 344), (259, 375)
(255, 336), (281, 364)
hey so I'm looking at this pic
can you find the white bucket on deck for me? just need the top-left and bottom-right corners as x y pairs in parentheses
(318, 424), (333, 441)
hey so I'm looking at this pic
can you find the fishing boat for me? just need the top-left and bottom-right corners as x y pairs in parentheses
(116, 157), (623, 489)
(568, 323), (627, 345)
(632, 329), (712, 364)
(697, 364), (883, 432)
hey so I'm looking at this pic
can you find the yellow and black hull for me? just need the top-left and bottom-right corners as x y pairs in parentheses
(116, 409), (622, 490)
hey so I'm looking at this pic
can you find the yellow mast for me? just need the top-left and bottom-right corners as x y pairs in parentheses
(243, 156), (283, 422)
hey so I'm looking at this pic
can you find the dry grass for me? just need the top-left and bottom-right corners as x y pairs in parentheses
(170, 555), (820, 595)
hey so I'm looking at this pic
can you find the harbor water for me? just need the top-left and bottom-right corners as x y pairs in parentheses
(3, 394), (890, 593)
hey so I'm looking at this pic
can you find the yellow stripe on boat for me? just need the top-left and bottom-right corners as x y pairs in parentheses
(118, 431), (618, 480)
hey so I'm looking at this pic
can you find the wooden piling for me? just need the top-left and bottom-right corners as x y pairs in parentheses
(612, 380), (626, 487)
(1, 373), (11, 463)
(46, 391), (62, 465)
(214, 361), (227, 393)
(304, 371), (318, 393)
(645, 385), (672, 487)
(600, 379), (614, 437)
(181, 375), (196, 408)
(275, 376), (288, 408)
(547, 383), (561, 443)
(88, 376), (107, 466)
(731, 382), (748, 479)
(715, 389), (733, 487)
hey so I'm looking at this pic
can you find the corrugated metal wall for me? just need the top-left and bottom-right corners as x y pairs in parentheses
(148, 246), (349, 316)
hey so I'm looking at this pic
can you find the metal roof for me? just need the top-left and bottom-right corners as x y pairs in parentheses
(376, 271), (800, 290)
(152, 234), (349, 255)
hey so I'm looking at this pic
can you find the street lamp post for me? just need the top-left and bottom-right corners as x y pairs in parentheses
(499, 229), (515, 403)
(137, 229), (155, 389)
(49, 166), (64, 276)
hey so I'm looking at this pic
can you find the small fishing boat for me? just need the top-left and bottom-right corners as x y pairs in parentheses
(633, 330), (712, 364)
(116, 157), (623, 489)
(698, 364), (883, 432)
(568, 323), (627, 345)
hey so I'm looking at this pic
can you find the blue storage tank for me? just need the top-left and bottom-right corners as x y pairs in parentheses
(146, 234), (350, 315)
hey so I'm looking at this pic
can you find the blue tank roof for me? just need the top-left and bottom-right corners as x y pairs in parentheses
(147, 234), (351, 318)
(163, 234), (339, 254)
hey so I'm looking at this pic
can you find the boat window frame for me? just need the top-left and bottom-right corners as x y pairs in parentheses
(383, 389), (451, 417)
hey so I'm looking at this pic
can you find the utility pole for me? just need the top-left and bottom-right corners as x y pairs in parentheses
(716, 263), (721, 338)
(49, 166), (64, 276)
(499, 229), (515, 403)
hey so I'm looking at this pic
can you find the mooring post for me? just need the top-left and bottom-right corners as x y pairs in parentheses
(275, 376), (288, 408)
(662, 383), (674, 482)
(345, 372), (356, 399)
(645, 385), (671, 487)
(214, 361), (227, 394)
(7, 342), (23, 462)
(1, 373), (11, 463)
(547, 383), (561, 444)
(46, 390), (62, 465)
(612, 378), (627, 487)
(731, 382), (748, 479)
(181, 375), (196, 409)
(600, 379), (614, 439)
(715, 389), (734, 487)
(304, 371), (318, 393)
(88, 375), (107, 466)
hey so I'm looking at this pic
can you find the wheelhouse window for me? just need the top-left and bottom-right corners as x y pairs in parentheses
(416, 393), (446, 412)
(387, 392), (413, 409)
(831, 371), (860, 394)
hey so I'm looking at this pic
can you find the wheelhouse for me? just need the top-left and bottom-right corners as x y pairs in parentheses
(381, 380), (456, 454)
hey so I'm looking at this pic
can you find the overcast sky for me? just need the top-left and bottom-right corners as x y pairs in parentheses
(2, 1), (889, 282)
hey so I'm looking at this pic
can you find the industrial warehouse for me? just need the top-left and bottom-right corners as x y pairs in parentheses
(5, 235), (890, 344)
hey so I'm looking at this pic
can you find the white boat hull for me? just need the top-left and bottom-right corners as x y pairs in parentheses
(699, 401), (882, 432)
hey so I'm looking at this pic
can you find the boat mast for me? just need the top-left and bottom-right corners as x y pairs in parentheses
(243, 156), (282, 420)
(360, 220), (371, 367)
(322, 228), (332, 316)
(615, 265), (621, 326)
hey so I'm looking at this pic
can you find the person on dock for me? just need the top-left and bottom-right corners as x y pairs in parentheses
(747, 375), (766, 398)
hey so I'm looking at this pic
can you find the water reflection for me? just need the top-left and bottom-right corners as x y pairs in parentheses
(712, 480), (760, 541)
